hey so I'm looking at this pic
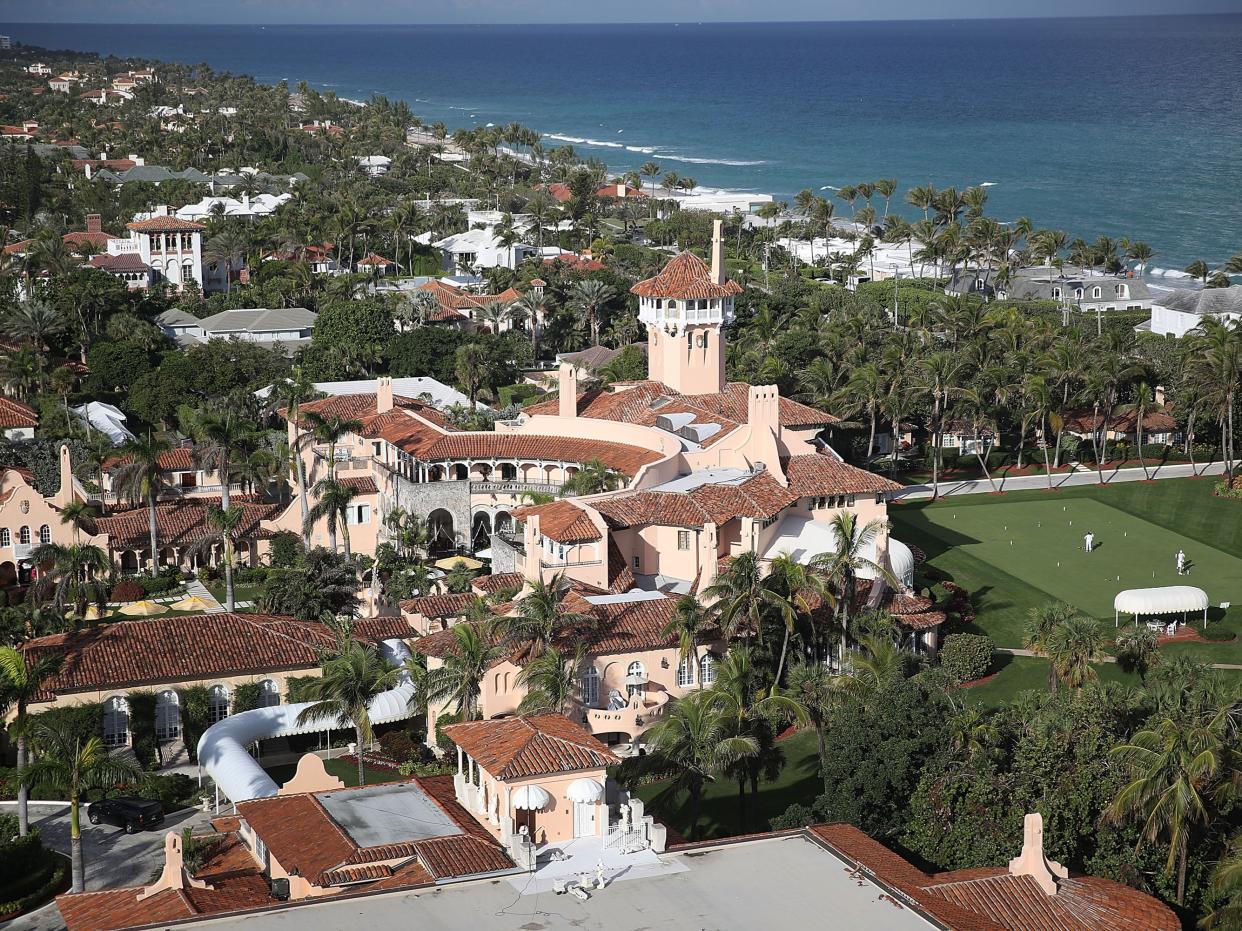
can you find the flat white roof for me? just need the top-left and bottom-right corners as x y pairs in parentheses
(650, 468), (752, 493)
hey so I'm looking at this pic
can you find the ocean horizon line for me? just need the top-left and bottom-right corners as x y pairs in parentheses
(5, 12), (1242, 28)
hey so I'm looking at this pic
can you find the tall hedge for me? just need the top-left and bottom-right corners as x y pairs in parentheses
(940, 633), (995, 684)
(126, 691), (158, 770)
(177, 686), (211, 763)
(27, 703), (102, 746)
(231, 682), (261, 715)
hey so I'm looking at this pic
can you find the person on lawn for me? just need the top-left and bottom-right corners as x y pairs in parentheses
(1084, 531), (1095, 553)
(1177, 550), (1186, 575)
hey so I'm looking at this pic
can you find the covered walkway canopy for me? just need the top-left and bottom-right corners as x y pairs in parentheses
(1113, 585), (1209, 628)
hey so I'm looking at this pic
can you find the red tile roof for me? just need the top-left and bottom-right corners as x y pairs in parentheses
(442, 714), (618, 779)
(235, 792), (355, 883)
(783, 452), (902, 496)
(594, 471), (796, 530)
(126, 215), (206, 231)
(93, 499), (279, 549)
(472, 571), (524, 595)
(421, 433), (662, 477)
(104, 446), (196, 471)
(399, 592), (479, 618)
(357, 253), (394, 266)
(0, 396), (38, 429)
(23, 613), (408, 699)
(542, 253), (606, 272)
(631, 250), (743, 300)
(511, 500), (601, 543)
(88, 252), (149, 272)
(339, 475), (379, 495)
(1062, 407), (1177, 435)
(294, 392), (452, 427)
(808, 824), (1178, 931)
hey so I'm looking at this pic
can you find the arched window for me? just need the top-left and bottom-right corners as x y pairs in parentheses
(258, 679), (280, 708)
(1074, 288), (1083, 299)
(1092, 286), (1102, 299)
(207, 684), (230, 724)
(155, 690), (180, 740)
(1051, 287), (1061, 299)
(699, 653), (717, 686)
(103, 696), (130, 748)
(17, 526), (30, 546)
(626, 661), (646, 698)
(0, 528), (9, 547)
(676, 655), (694, 688)
(580, 664), (599, 707)
(38, 524), (50, 544)
(1116, 284), (1128, 299)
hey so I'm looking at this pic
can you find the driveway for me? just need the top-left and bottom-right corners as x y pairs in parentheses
(0, 802), (216, 931)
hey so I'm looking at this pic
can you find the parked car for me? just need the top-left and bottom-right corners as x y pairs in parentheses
(86, 796), (165, 833)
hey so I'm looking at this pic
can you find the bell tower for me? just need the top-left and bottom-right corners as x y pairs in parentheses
(632, 219), (740, 396)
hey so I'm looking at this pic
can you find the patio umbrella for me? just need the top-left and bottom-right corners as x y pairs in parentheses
(434, 556), (484, 571)
(83, 604), (108, 621)
(511, 784), (552, 810)
(169, 595), (216, 613)
(117, 599), (169, 617)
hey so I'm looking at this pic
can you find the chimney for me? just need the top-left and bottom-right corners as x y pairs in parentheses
(138, 832), (210, 902)
(376, 376), (393, 414)
(85, 213), (101, 234)
(1154, 384), (1165, 406)
(1008, 813), (1068, 896)
(54, 443), (75, 508)
(558, 363), (578, 419)
(710, 218), (726, 285)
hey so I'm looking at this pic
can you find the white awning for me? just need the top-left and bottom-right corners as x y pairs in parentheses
(566, 778), (603, 803)
(759, 515), (915, 588)
(511, 784), (551, 810)
(1114, 586), (1209, 616)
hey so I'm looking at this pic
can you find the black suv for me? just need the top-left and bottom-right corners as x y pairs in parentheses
(86, 797), (165, 833)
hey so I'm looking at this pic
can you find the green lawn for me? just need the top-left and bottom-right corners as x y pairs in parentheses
(890, 479), (1242, 662)
(262, 756), (398, 788)
(635, 729), (822, 841)
(206, 583), (264, 607)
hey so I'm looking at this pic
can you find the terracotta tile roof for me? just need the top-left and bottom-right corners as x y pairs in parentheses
(473, 572), (524, 595)
(607, 536), (635, 592)
(594, 471), (796, 530)
(88, 252), (149, 272)
(442, 714), (619, 779)
(416, 834), (514, 878)
(339, 475), (378, 494)
(783, 452), (902, 496)
(93, 499), (279, 548)
(542, 253), (605, 271)
(525, 381), (838, 436)
(415, 279), (521, 314)
(357, 253), (394, 266)
(1062, 407), (1177, 435)
(236, 792), (355, 884)
(0, 396), (38, 429)
(344, 842), (419, 864)
(127, 215), (206, 231)
(295, 393), (453, 429)
(512, 500), (601, 543)
(56, 886), (198, 931)
(104, 446), (195, 471)
(422, 433), (661, 477)
(575, 592), (688, 655)
(22, 613), (401, 699)
(631, 250), (743, 300)
(809, 824), (1178, 931)
(399, 592), (479, 618)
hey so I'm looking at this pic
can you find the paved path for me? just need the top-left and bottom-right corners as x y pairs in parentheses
(184, 579), (225, 613)
(995, 647), (1242, 671)
(894, 461), (1225, 500)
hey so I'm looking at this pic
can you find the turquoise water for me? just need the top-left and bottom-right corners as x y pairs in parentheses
(7, 17), (1242, 268)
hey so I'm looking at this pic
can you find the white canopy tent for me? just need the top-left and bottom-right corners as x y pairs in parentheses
(1113, 586), (1209, 628)
(759, 515), (915, 589)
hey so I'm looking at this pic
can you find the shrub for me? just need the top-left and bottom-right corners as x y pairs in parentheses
(177, 686), (211, 763)
(434, 712), (461, 754)
(497, 384), (539, 408)
(137, 575), (180, 597)
(378, 731), (418, 764)
(396, 759), (454, 778)
(25, 704), (102, 751)
(268, 532), (302, 569)
(126, 691), (158, 770)
(234, 566), (269, 584)
(939, 633), (995, 683)
(231, 682), (262, 714)
(110, 580), (145, 603)
(132, 773), (201, 812)
(284, 676), (319, 703)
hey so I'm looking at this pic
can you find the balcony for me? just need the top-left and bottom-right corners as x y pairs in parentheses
(472, 481), (560, 496)
(584, 689), (670, 738)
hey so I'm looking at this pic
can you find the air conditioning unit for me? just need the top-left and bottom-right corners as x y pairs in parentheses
(269, 877), (290, 901)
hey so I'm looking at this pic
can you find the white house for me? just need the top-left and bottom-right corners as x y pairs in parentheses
(157, 307), (317, 353)
(175, 192), (291, 221)
(115, 209), (206, 291)
(356, 155), (392, 177)
(26, 63), (53, 76)
(434, 227), (536, 273)
(1149, 286), (1242, 338)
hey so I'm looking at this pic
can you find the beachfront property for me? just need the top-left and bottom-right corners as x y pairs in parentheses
(155, 306), (318, 352)
(1147, 285), (1242, 337)
(433, 226), (538, 273)
(947, 266), (1152, 312)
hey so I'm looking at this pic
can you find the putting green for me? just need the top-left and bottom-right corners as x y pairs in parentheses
(896, 498), (1242, 621)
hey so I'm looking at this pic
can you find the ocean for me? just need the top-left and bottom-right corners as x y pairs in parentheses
(7, 17), (1242, 270)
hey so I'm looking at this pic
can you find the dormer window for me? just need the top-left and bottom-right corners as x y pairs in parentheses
(1074, 288), (1083, 299)
(1092, 287), (1102, 299)
(1051, 287), (1061, 299)
(1116, 284), (1128, 299)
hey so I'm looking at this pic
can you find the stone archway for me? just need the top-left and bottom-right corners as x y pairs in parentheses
(494, 511), (512, 534)
(428, 508), (456, 552)
(471, 511), (493, 550)
(0, 561), (16, 589)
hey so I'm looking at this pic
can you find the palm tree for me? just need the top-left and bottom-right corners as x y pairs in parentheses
(1023, 601), (1077, 693)
(271, 370), (321, 545)
(1044, 614), (1105, 690)
(29, 542), (109, 621)
(568, 279), (615, 347)
(662, 596), (713, 691)
(639, 689), (758, 840)
(1114, 626), (1161, 684)
(703, 550), (784, 647)
(807, 511), (900, 670)
(836, 634), (911, 702)
(305, 477), (358, 556)
(762, 554), (819, 685)
(189, 505), (247, 611)
(783, 660), (840, 792)
(1106, 707), (1235, 904)
(914, 350), (967, 499)
(560, 459), (620, 496)
(202, 231), (246, 293)
(188, 409), (256, 513)
(297, 635), (400, 787)
(1184, 259), (1209, 285)
(58, 500), (96, 545)
(1203, 834), (1242, 929)
(498, 574), (592, 659)
(1117, 381), (1162, 479)
(303, 411), (363, 481)
(516, 644), (582, 714)
(0, 648), (64, 836)
(113, 433), (174, 576)
(21, 718), (143, 892)
(409, 622), (505, 721)
(454, 342), (490, 408)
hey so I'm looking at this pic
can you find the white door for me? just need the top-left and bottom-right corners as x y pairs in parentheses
(573, 801), (597, 838)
